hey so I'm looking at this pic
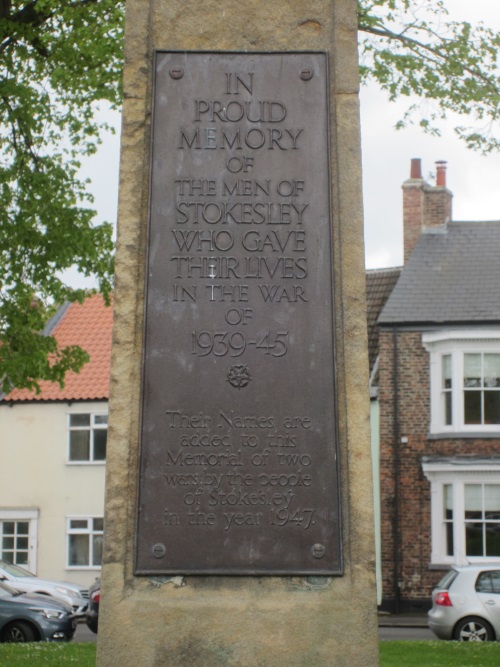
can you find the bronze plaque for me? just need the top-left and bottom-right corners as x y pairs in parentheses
(135, 51), (341, 574)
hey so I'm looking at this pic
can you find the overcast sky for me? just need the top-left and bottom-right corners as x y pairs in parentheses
(362, 1), (500, 269)
(80, 1), (500, 274)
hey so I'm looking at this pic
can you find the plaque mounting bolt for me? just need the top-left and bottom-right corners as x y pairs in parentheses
(152, 543), (166, 558)
(170, 67), (184, 80)
(311, 543), (326, 559)
(300, 67), (314, 81)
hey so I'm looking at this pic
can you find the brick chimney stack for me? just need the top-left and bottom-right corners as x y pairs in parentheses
(402, 158), (453, 263)
(403, 159), (425, 263)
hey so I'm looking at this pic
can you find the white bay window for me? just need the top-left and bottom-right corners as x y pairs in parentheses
(423, 330), (500, 435)
(423, 459), (500, 565)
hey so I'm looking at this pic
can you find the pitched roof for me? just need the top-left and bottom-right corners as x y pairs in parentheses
(366, 267), (401, 372)
(4, 294), (112, 402)
(379, 221), (500, 326)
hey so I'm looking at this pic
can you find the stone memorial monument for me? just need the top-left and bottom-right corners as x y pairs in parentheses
(98, 1), (379, 665)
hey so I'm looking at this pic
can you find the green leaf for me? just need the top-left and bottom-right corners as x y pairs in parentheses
(0, 0), (123, 391)
(358, 0), (500, 154)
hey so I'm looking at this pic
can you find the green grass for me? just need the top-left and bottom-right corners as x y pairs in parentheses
(0, 642), (96, 666)
(381, 640), (500, 666)
(0, 641), (499, 666)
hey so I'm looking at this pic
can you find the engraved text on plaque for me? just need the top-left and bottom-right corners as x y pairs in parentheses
(135, 52), (342, 574)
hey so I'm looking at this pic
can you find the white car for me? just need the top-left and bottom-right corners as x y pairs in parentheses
(428, 564), (500, 641)
(0, 560), (88, 616)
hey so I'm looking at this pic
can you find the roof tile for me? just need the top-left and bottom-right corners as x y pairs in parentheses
(4, 295), (112, 402)
(379, 221), (500, 325)
(366, 267), (401, 372)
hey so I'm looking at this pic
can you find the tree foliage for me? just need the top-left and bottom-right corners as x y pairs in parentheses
(358, 0), (500, 153)
(0, 0), (123, 393)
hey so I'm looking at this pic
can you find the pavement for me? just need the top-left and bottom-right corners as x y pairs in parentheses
(378, 612), (428, 628)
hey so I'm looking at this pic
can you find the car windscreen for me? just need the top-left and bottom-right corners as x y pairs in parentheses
(0, 561), (35, 578)
(435, 569), (459, 590)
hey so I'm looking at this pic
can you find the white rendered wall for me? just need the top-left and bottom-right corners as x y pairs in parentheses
(0, 401), (106, 588)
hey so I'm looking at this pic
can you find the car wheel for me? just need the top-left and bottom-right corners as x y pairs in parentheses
(2, 621), (36, 643)
(453, 616), (495, 642)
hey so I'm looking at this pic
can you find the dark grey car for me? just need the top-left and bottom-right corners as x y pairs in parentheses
(85, 578), (99, 634)
(0, 581), (76, 642)
(0, 560), (88, 616)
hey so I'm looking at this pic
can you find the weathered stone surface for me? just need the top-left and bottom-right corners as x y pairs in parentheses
(97, 1), (378, 665)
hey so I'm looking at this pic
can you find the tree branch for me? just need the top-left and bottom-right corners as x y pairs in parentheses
(0, 0), (100, 55)
(359, 22), (500, 96)
(0, 0), (10, 20)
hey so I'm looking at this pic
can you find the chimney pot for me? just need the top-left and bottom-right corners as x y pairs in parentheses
(435, 160), (447, 187)
(410, 158), (422, 179)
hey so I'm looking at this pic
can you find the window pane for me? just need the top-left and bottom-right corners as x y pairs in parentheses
(443, 485), (454, 556)
(15, 553), (28, 566)
(70, 414), (90, 427)
(444, 485), (453, 519)
(484, 354), (500, 388)
(465, 484), (483, 518)
(445, 523), (454, 556)
(436, 570), (458, 589)
(16, 523), (29, 535)
(486, 525), (500, 556)
(2, 537), (14, 550)
(93, 430), (107, 461)
(442, 355), (452, 388)
(485, 485), (500, 519)
(464, 354), (482, 387)
(464, 391), (482, 424)
(466, 522), (484, 556)
(2, 552), (13, 564)
(92, 535), (103, 566)
(444, 393), (452, 426)
(70, 519), (88, 530)
(3, 522), (14, 535)
(93, 518), (104, 531)
(94, 415), (108, 425)
(484, 391), (500, 425)
(70, 431), (90, 461)
(68, 534), (89, 566)
(16, 537), (28, 551)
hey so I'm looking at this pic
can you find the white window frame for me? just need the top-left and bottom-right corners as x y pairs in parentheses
(423, 330), (500, 435)
(423, 459), (500, 565)
(0, 509), (39, 574)
(67, 411), (108, 464)
(66, 516), (103, 570)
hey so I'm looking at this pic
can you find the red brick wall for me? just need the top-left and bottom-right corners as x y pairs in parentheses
(402, 181), (452, 263)
(424, 187), (452, 231)
(379, 329), (500, 605)
(402, 184), (424, 264)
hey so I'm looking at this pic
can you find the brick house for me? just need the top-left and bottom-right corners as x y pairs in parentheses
(376, 159), (500, 612)
(366, 266), (401, 602)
